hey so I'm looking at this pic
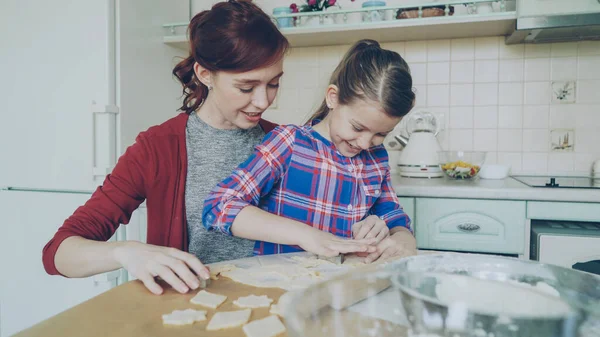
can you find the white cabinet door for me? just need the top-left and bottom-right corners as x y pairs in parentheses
(0, 190), (117, 337)
(0, 1), (114, 191)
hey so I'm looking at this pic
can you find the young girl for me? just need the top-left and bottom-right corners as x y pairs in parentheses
(202, 39), (417, 263)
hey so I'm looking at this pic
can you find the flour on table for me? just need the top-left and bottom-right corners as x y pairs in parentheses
(242, 315), (286, 337)
(162, 309), (206, 325)
(190, 290), (227, 309)
(234, 294), (274, 308)
(209, 264), (237, 280)
(206, 309), (252, 330)
(290, 255), (336, 268)
(269, 304), (281, 316)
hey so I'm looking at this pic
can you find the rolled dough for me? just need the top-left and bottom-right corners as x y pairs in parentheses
(233, 294), (274, 308)
(161, 309), (206, 325)
(242, 315), (286, 337)
(190, 290), (227, 309)
(206, 309), (252, 331)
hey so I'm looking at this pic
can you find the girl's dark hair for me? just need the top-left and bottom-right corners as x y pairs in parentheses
(309, 39), (415, 122)
(172, 0), (289, 114)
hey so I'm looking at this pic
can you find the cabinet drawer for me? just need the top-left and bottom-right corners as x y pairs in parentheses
(397, 197), (415, 229)
(416, 198), (526, 254)
(528, 202), (600, 222)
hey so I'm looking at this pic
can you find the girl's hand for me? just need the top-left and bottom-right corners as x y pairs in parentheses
(298, 228), (378, 257)
(113, 241), (210, 295)
(352, 215), (390, 244)
(364, 227), (417, 264)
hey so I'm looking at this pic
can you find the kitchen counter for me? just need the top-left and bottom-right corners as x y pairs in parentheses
(391, 175), (600, 203)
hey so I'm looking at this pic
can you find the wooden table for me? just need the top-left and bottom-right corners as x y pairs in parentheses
(14, 277), (287, 337)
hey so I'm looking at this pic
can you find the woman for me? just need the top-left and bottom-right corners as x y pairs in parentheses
(42, 0), (373, 296)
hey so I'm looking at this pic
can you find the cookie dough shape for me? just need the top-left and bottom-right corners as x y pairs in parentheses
(190, 290), (227, 309)
(233, 294), (274, 308)
(162, 309), (207, 325)
(206, 309), (252, 330)
(242, 315), (286, 337)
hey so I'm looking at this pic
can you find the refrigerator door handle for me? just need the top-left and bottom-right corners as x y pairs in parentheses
(91, 103), (119, 178)
(92, 270), (121, 286)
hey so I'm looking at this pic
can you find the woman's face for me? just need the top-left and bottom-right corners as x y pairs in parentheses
(196, 59), (284, 130)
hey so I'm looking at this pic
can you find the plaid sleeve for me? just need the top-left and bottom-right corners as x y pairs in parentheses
(369, 169), (413, 234)
(202, 126), (296, 235)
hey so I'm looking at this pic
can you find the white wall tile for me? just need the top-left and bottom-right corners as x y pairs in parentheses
(497, 129), (523, 151)
(451, 61), (474, 83)
(575, 104), (600, 129)
(449, 129), (474, 151)
(288, 47), (319, 65)
(427, 62), (450, 84)
(575, 130), (599, 154)
(473, 129), (497, 151)
(577, 80), (600, 103)
(428, 107), (450, 131)
(474, 106), (498, 128)
(498, 83), (524, 105)
(578, 41), (600, 56)
(550, 42), (578, 58)
(548, 153), (574, 172)
(413, 84), (427, 108)
(498, 106), (523, 128)
(525, 82), (551, 105)
(522, 153), (548, 172)
(525, 44), (551, 58)
(485, 151), (498, 164)
(549, 105), (577, 129)
(427, 40), (451, 62)
(474, 60), (499, 83)
(523, 129), (549, 152)
(524, 58), (551, 82)
(577, 56), (600, 80)
(474, 37), (499, 60)
(499, 43), (524, 59)
(449, 106), (473, 128)
(405, 41), (427, 62)
(451, 38), (475, 61)
(411, 63), (427, 85)
(450, 84), (474, 106)
(574, 153), (596, 173)
(499, 59), (524, 82)
(497, 152), (522, 172)
(427, 84), (450, 107)
(285, 65), (319, 88)
(551, 57), (578, 81)
(318, 45), (346, 67)
(382, 41), (405, 56)
(474, 83), (498, 106)
(523, 105), (549, 129)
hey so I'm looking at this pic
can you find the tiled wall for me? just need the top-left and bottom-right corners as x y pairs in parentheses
(192, 0), (600, 175)
(264, 39), (600, 176)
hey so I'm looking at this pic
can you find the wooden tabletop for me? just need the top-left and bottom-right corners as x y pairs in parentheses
(14, 277), (287, 337)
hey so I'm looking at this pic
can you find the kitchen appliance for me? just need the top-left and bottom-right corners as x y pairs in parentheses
(506, 0), (600, 44)
(1, 1), (177, 335)
(511, 175), (600, 189)
(394, 111), (444, 178)
(531, 220), (600, 276)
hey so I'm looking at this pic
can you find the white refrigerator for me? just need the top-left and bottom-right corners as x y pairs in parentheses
(0, 1), (187, 335)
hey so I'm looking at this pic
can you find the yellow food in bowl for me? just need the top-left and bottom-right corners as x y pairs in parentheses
(441, 161), (481, 179)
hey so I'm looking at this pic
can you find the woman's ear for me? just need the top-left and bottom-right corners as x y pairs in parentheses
(325, 84), (339, 109)
(193, 62), (212, 88)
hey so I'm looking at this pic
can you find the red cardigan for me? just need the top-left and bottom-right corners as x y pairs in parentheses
(42, 113), (277, 275)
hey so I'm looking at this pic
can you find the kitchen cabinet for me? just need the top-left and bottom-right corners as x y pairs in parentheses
(0, 1), (187, 335)
(517, 0), (600, 17)
(397, 197), (415, 229)
(414, 198), (526, 255)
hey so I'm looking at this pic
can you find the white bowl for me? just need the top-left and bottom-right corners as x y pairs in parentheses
(478, 164), (510, 179)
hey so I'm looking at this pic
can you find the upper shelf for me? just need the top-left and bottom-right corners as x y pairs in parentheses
(163, 1), (517, 50)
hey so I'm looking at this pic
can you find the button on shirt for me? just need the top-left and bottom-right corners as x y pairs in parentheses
(202, 124), (412, 255)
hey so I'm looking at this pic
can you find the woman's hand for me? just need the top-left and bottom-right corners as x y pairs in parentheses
(298, 227), (378, 257)
(113, 241), (210, 295)
(364, 227), (417, 264)
(352, 215), (390, 244)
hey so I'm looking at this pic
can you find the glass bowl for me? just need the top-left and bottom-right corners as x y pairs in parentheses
(439, 151), (486, 179)
(282, 253), (600, 337)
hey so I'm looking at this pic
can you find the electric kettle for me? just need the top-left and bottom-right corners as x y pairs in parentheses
(394, 111), (443, 178)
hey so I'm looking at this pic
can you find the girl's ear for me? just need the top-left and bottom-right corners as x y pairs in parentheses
(325, 84), (339, 109)
(193, 62), (213, 88)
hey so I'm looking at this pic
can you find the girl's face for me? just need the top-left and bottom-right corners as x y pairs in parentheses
(194, 59), (284, 130)
(326, 99), (401, 157)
